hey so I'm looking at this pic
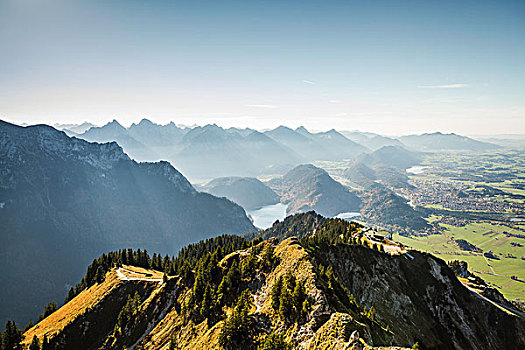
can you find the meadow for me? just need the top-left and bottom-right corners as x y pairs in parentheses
(396, 222), (525, 301)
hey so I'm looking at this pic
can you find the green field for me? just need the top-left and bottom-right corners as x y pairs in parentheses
(396, 222), (525, 301)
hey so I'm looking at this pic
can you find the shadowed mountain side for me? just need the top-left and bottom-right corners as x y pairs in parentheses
(0, 120), (256, 326)
(200, 177), (280, 211)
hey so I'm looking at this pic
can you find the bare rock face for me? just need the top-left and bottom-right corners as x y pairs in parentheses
(316, 242), (525, 349)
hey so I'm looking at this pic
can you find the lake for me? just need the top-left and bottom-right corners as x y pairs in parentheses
(247, 203), (288, 229)
(334, 212), (361, 220)
(406, 166), (431, 174)
(247, 205), (361, 229)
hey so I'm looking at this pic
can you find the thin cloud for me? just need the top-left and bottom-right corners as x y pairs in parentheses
(302, 80), (316, 85)
(418, 83), (469, 89)
(246, 104), (279, 109)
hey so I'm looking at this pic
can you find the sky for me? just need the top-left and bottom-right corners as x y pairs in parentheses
(0, 0), (524, 135)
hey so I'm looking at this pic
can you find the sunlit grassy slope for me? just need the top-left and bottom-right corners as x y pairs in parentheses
(22, 266), (163, 347)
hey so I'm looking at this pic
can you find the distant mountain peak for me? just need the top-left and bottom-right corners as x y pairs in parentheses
(274, 125), (294, 132)
(104, 119), (126, 131)
(245, 130), (269, 140)
(136, 118), (155, 126)
(295, 126), (312, 136)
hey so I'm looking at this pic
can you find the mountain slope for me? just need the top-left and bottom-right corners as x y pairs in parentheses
(264, 126), (332, 162)
(343, 146), (421, 190)
(201, 177), (280, 210)
(341, 131), (405, 151)
(269, 164), (361, 216)
(296, 127), (369, 160)
(127, 119), (186, 153)
(357, 146), (422, 170)
(359, 184), (429, 232)
(399, 132), (501, 151)
(79, 120), (160, 161)
(171, 125), (302, 180)
(0, 120), (255, 326)
(22, 213), (525, 350)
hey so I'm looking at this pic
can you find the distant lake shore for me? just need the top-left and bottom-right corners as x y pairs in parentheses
(406, 165), (431, 174)
(248, 204), (362, 230)
(247, 203), (288, 229)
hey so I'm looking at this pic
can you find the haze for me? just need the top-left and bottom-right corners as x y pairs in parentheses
(1, 0), (524, 135)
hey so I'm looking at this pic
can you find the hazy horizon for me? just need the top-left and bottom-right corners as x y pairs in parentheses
(1, 0), (524, 135)
(5, 117), (525, 138)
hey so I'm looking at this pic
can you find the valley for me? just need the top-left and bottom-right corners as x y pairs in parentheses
(396, 222), (525, 302)
(1, 120), (524, 349)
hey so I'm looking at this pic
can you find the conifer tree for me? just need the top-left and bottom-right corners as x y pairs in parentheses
(29, 335), (40, 350)
(3, 320), (22, 350)
(24, 320), (34, 332)
(261, 245), (276, 270)
(278, 287), (292, 322)
(270, 276), (283, 312)
(218, 289), (253, 349)
(259, 331), (292, 350)
(200, 284), (213, 319)
(95, 265), (105, 283)
(41, 335), (49, 350)
(292, 280), (306, 318)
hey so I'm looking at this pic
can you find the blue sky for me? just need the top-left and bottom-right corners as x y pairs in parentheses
(0, 0), (524, 135)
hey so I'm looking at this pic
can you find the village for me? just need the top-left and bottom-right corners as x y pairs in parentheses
(408, 179), (525, 214)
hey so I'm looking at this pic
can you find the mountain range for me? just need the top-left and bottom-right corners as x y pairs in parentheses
(399, 132), (501, 152)
(73, 120), (502, 182)
(0, 120), (255, 326)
